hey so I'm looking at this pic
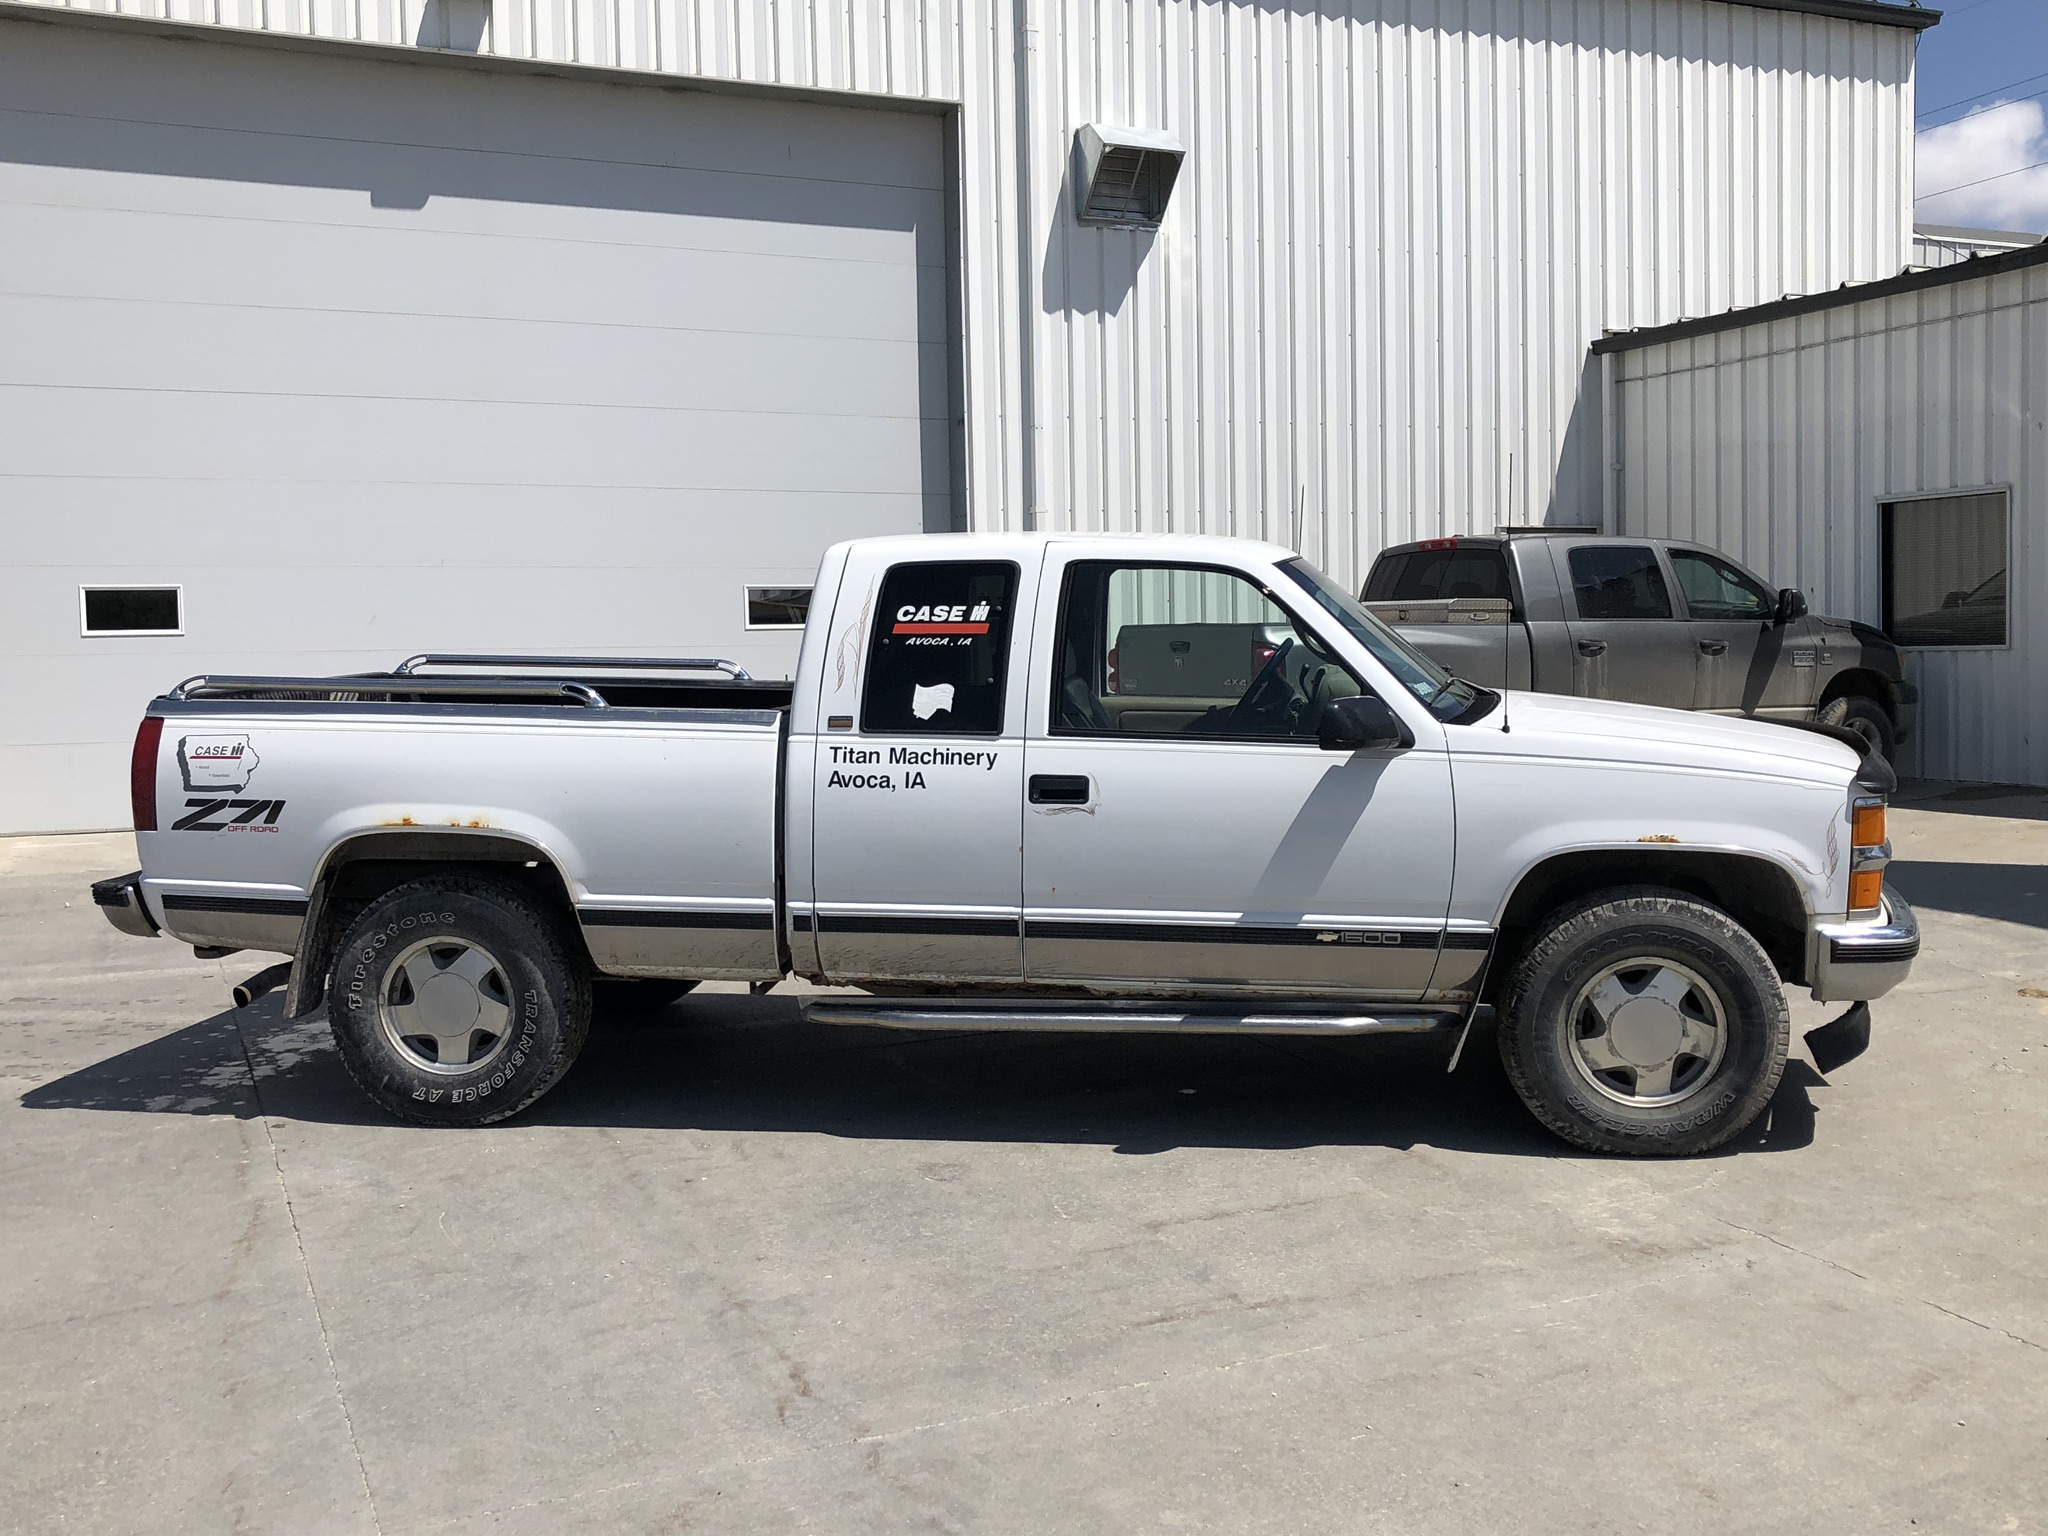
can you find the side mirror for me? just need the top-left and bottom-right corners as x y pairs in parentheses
(1775, 588), (1809, 625)
(1942, 590), (1971, 610)
(1317, 693), (1414, 752)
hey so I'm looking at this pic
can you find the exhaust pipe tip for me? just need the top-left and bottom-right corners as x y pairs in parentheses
(232, 961), (293, 1009)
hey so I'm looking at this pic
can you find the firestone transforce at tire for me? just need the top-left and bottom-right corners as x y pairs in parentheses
(1498, 889), (1789, 1156)
(327, 876), (592, 1126)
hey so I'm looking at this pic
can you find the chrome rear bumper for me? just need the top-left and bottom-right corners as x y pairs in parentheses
(1808, 890), (1918, 1003)
(91, 871), (159, 940)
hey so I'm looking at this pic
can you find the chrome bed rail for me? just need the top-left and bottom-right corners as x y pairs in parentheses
(395, 653), (753, 681)
(167, 675), (610, 707)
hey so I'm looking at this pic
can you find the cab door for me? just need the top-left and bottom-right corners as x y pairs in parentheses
(1666, 546), (1814, 715)
(805, 546), (1040, 983)
(1557, 542), (1699, 707)
(1020, 551), (1457, 1000)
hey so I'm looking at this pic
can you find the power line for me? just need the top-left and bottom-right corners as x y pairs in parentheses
(1918, 69), (2048, 120)
(1921, 84), (2048, 129)
(1917, 154), (2048, 201)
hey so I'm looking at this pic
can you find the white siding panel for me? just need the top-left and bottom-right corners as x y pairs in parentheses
(0, 19), (950, 831)
(1614, 260), (2048, 786)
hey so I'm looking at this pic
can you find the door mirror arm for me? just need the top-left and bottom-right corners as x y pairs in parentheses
(1317, 693), (1414, 752)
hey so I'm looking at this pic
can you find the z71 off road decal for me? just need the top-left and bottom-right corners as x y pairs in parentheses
(171, 798), (287, 832)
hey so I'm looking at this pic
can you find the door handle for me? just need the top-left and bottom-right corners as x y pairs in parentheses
(1576, 640), (1607, 657)
(1028, 774), (1091, 805)
(1698, 640), (1729, 656)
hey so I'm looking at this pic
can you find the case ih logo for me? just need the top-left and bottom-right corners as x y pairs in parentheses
(178, 734), (260, 792)
(172, 735), (285, 831)
(892, 603), (992, 636)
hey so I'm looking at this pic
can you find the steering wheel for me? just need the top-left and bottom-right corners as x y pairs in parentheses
(1224, 639), (1296, 733)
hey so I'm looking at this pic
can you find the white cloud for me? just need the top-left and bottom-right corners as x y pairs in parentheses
(1916, 99), (2048, 233)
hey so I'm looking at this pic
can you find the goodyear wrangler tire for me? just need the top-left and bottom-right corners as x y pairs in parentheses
(327, 876), (591, 1126)
(1498, 888), (1789, 1157)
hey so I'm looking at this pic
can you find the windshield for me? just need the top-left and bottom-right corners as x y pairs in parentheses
(1276, 557), (1484, 721)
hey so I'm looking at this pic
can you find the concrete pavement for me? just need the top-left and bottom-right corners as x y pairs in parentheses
(3, 789), (2045, 1533)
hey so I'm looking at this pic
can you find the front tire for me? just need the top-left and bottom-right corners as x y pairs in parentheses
(327, 876), (591, 1126)
(1498, 889), (1789, 1156)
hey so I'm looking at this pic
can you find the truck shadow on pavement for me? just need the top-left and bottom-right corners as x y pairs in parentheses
(1886, 860), (2048, 931)
(21, 993), (1830, 1158)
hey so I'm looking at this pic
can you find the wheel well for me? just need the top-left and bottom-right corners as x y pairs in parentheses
(1488, 849), (1809, 995)
(291, 833), (590, 1015)
(1820, 669), (1897, 720)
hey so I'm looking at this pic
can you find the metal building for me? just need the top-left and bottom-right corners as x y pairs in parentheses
(1, 0), (1936, 830)
(1602, 243), (2048, 786)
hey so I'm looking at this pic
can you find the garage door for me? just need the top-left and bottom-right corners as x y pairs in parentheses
(0, 18), (951, 832)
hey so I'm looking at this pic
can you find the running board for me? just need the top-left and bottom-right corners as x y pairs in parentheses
(800, 999), (1464, 1037)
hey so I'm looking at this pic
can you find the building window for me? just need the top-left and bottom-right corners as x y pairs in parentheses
(1883, 492), (2008, 648)
(744, 587), (813, 630)
(81, 586), (182, 636)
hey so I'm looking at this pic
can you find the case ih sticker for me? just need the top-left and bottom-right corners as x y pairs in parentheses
(178, 734), (260, 793)
(891, 602), (992, 637)
(172, 736), (284, 830)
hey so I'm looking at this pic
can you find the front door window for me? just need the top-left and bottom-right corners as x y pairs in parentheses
(1052, 562), (1364, 741)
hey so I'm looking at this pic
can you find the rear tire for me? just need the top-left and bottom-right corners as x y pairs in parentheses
(327, 875), (591, 1126)
(1818, 693), (1896, 763)
(1498, 888), (1788, 1156)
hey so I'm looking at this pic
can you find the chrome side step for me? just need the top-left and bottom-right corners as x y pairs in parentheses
(800, 998), (1464, 1037)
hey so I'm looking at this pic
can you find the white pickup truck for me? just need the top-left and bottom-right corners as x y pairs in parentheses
(93, 534), (1917, 1155)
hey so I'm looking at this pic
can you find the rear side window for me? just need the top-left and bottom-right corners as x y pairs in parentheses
(861, 562), (1018, 735)
(1568, 546), (1673, 620)
(1364, 548), (1511, 603)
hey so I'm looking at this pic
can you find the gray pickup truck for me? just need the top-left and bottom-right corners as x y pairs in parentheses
(1362, 533), (1917, 759)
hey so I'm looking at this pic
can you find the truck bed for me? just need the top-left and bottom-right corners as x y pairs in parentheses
(135, 657), (793, 981)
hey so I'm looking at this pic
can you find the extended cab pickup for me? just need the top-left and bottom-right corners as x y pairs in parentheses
(93, 534), (1919, 1155)
(1362, 534), (1918, 760)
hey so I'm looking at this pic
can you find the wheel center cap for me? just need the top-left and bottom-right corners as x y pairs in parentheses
(1608, 998), (1685, 1066)
(413, 972), (481, 1035)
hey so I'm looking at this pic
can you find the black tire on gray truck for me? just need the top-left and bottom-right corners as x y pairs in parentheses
(326, 875), (592, 1126)
(1497, 888), (1790, 1156)
(1817, 693), (1897, 763)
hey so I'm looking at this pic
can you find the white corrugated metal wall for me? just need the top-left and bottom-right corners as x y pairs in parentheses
(1609, 257), (2048, 785)
(1016, 0), (1915, 587)
(7, 0), (1920, 598)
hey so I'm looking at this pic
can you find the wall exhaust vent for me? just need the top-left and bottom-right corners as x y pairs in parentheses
(1075, 125), (1184, 227)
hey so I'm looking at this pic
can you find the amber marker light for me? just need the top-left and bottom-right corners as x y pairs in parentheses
(1848, 795), (1889, 916)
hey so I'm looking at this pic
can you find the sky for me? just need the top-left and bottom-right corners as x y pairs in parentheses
(1912, 0), (2048, 233)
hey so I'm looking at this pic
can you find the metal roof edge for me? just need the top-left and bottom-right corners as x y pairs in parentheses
(1592, 241), (2048, 355)
(1717, 0), (1940, 29)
